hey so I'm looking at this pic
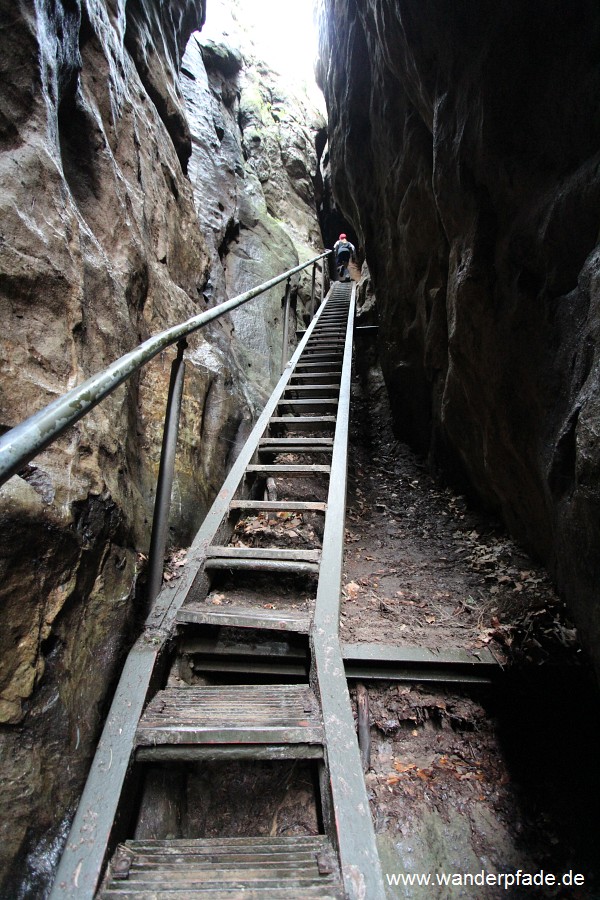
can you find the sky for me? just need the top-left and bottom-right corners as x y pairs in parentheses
(201, 0), (323, 100)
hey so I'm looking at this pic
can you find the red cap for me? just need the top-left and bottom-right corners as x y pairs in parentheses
(339, 233), (347, 240)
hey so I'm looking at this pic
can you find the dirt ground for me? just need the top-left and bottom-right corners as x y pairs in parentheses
(343, 359), (577, 664)
(345, 351), (599, 899)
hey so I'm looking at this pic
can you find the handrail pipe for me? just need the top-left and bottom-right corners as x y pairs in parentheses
(0, 251), (331, 487)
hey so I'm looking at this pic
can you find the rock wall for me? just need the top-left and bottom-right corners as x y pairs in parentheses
(317, 0), (600, 674)
(0, 0), (324, 892)
(182, 10), (327, 388)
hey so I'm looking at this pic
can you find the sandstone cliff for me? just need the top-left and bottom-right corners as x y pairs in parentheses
(317, 0), (600, 674)
(0, 0), (324, 891)
(182, 5), (326, 387)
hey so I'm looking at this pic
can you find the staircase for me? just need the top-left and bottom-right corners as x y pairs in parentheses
(51, 282), (386, 899)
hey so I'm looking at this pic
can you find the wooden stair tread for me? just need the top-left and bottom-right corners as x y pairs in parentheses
(206, 547), (320, 560)
(176, 602), (311, 633)
(278, 399), (339, 405)
(245, 464), (331, 474)
(269, 416), (336, 425)
(284, 385), (341, 392)
(100, 837), (343, 898)
(135, 685), (323, 747)
(259, 437), (334, 445)
(229, 500), (327, 512)
(204, 547), (320, 573)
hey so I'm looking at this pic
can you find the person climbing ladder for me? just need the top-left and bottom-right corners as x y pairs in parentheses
(333, 233), (355, 281)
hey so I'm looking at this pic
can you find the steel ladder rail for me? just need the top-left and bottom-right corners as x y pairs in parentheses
(310, 284), (385, 899)
(50, 283), (384, 900)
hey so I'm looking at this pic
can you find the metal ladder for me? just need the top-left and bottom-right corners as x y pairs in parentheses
(51, 282), (386, 899)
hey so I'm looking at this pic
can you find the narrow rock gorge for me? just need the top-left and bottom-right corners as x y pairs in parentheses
(3, 0), (600, 895)
(0, 0), (325, 891)
(317, 0), (600, 678)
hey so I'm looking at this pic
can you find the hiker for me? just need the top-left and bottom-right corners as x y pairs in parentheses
(333, 233), (355, 281)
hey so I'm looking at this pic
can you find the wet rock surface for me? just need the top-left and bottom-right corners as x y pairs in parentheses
(317, 1), (600, 679)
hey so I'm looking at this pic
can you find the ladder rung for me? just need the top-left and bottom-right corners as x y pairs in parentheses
(230, 500), (327, 511)
(136, 744), (323, 762)
(270, 415), (337, 423)
(294, 362), (341, 369)
(204, 558), (320, 574)
(284, 386), (341, 393)
(245, 464), (331, 474)
(259, 438), (334, 452)
(278, 399), (339, 407)
(176, 601), (312, 632)
(206, 546), (320, 561)
(289, 373), (341, 381)
(269, 416), (336, 426)
(259, 437), (334, 446)
(135, 684), (324, 749)
(204, 546), (320, 573)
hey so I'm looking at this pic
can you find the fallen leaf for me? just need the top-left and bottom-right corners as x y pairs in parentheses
(345, 581), (361, 600)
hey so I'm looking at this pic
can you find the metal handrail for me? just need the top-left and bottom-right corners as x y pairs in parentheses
(0, 251), (330, 487)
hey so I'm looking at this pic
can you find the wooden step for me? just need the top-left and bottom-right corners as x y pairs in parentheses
(258, 439), (333, 454)
(278, 399), (339, 411)
(268, 416), (336, 431)
(176, 601), (311, 633)
(205, 546), (321, 574)
(229, 500), (327, 512)
(259, 437), (334, 445)
(308, 335), (345, 341)
(177, 631), (311, 683)
(135, 684), (324, 753)
(283, 387), (341, 398)
(293, 362), (341, 369)
(100, 837), (343, 898)
(302, 338), (346, 356)
(245, 464), (331, 475)
(288, 373), (341, 383)
(284, 386), (340, 395)
(305, 335), (346, 340)
(342, 642), (500, 684)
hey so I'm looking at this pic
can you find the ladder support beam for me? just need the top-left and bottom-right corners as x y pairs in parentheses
(312, 283), (386, 900)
